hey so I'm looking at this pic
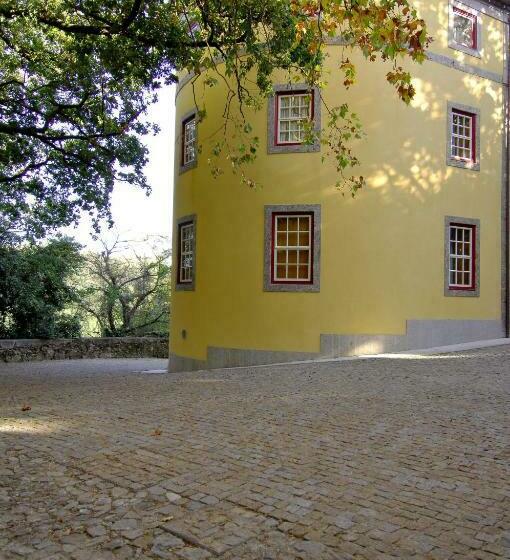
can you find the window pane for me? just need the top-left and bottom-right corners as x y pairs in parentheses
(298, 265), (309, 279)
(277, 232), (286, 246)
(299, 232), (309, 246)
(287, 265), (298, 279)
(277, 217), (287, 232)
(298, 217), (309, 231)
(288, 217), (298, 231)
(288, 232), (298, 246)
(299, 250), (309, 264)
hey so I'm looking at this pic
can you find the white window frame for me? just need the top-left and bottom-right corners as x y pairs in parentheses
(451, 110), (474, 162)
(446, 102), (480, 171)
(182, 117), (196, 166)
(176, 215), (197, 291)
(272, 213), (313, 283)
(264, 205), (321, 292)
(444, 216), (479, 298)
(448, 224), (475, 289)
(452, 5), (477, 49)
(276, 92), (312, 146)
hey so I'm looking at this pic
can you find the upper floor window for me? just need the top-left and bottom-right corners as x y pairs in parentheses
(444, 217), (479, 297)
(264, 205), (321, 292)
(182, 116), (196, 166)
(276, 92), (312, 145)
(267, 85), (321, 154)
(179, 111), (197, 173)
(449, 1), (481, 58)
(453, 6), (477, 49)
(446, 102), (480, 171)
(176, 215), (196, 291)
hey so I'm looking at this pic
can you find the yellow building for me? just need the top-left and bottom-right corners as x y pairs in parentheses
(169, 0), (510, 371)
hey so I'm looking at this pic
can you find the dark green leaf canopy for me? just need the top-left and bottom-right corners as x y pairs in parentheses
(0, 1), (430, 238)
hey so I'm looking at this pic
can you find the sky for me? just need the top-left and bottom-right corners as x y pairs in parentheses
(66, 84), (176, 251)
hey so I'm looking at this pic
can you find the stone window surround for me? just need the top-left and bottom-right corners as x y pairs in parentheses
(267, 84), (321, 154)
(446, 101), (480, 171)
(179, 109), (198, 174)
(448, 0), (482, 59)
(264, 205), (321, 292)
(444, 215), (480, 297)
(175, 214), (197, 291)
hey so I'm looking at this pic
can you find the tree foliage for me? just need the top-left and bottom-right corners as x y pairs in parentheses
(0, 0), (431, 237)
(0, 237), (83, 338)
(78, 237), (170, 337)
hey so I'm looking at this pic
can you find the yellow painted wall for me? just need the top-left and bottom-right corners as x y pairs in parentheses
(171, 1), (506, 361)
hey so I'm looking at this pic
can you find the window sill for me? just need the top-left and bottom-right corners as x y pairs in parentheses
(179, 160), (197, 174)
(446, 157), (480, 171)
(448, 40), (482, 59)
(444, 287), (479, 297)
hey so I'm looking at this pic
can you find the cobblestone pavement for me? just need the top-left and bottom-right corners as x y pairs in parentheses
(1, 349), (509, 560)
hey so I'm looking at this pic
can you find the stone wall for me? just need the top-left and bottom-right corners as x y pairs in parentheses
(0, 337), (168, 362)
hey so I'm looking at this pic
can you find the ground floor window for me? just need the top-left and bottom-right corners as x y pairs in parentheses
(273, 213), (313, 283)
(176, 215), (196, 290)
(445, 217), (479, 297)
(264, 205), (321, 292)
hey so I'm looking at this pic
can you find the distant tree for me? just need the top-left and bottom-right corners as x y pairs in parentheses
(0, 237), (83, 338)
(78, 237), (170, 337)
(0, 0), (430, 238)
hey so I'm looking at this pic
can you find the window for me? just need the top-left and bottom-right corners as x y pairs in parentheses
(452, 6), (477, 49)
(272, 213), (313, 283)
(446, 102), (480, 171)
(264, 205), (321, 292)
(276, 92), (312, 145)
(176, 215), (196, 290)
(449, 224), (476, 290)
(444, 217), (479, 297)
(182, 116), (196, 166)
(267, 85), (321, 154)
(448, 1), (481, 58)
(451, 109), (475, 162)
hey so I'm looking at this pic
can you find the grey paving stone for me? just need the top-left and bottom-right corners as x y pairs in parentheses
(0, 349), (509, 559)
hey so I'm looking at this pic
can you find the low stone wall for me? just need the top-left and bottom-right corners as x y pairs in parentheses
(0, 337), (168, 362)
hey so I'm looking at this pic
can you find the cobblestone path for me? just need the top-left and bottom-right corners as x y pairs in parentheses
(0, 349), (509, 559)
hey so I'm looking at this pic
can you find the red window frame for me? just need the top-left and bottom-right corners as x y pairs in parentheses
(181, 114), (196, 166)
(270, 211), (314, 285)
(453, 6), (478, 50)
(451, 108), (476, 164)
(274, 91), (314, 147)
(448, 223), (477, 291)
(177, 220), (194, 285)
